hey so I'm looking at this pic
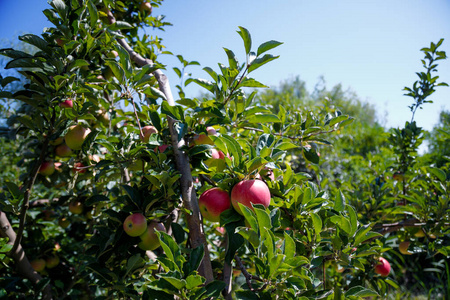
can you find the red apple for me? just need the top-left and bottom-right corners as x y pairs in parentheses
(231, 180), (271, 215)
(30, 258), (46, 272)
(73, 162), (87, 173)
(374, 257), (391, 277)
(393, 171), (404, 182)
(123, 213), (147, 237)
(259, 168), (275, 181)
(194, 126), (217, 146)
(45, 255), (60, 269)
(59, 99), (73, 108)
(39, 161), (55, 176)
(139, 1), (152, 14)
(65, 124), (91, 150)
(69, 200), (84, 214)
(198, 187), (231, 222)
(56, 38), (65, 47)
(55, 143), (73, 157)
(210, 148), (226, 160)
(138, 221), (165, 251)
(141, 125), (158, 143)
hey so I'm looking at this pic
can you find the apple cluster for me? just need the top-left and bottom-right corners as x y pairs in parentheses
(30, 255), (60, 273)
(123, 213), (165, 251)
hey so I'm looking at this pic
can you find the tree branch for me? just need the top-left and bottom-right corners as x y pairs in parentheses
(0, 211), (53, 300)
(106, 8), (214, 283)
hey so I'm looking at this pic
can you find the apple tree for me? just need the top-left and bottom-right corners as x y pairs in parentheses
(0, 0), (449, 299)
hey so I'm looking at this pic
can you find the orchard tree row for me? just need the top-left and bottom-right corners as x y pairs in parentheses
(0, 0), (449, 299)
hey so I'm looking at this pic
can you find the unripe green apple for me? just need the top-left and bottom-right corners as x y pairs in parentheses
(374, 257), (391, 277)
(414, 229), (426, 237)
(65, 124), (91, 150)
(30, 258), (46, 272)
(399, 241), (413, 255)
(231, 179), (271, 215)
(55, 143), (73, 157)
(140, 125), (158, 143)
(138, 221), (165, 251)
(39, 161), (56, 176)
(123, 213), (147, 237)
(198, 187), (231, 222)
(58, 217), (70, 228)
(69, 200), (84, 214)
(45, 255), (60, 269)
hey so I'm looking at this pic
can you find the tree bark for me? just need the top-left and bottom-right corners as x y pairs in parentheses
(106, 9), (214, 283)
(0, 211), (53, 300)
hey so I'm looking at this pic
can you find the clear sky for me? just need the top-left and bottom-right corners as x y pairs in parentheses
(1, 0), (449, 133)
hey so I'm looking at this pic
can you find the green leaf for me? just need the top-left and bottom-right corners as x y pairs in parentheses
(1, 76), (20, 88)
(246, 113), (280, 124)
(327, 115), (349, 127)
(161, 276), (186, 290)
(283, 232), (295, 259)
(334, 189), (345, 212)
(254, 206), (272, 230)
(239, 78), (268, 88)
(424, 166), (446, 182)
(223, 47), (238, 70)
(81, 129), (100, 155)
(204, 281), (227, 299)
(161, 101), (185, 122)
(257, 40), (283, 56)
(237, 26), (252, 55)
(310, 212), (322, 237)
(330, 215), (352, 235)
(109, 21), (133, 30)
(347, 205), (358, 237)
(186, 274), (205, 290)
(345, 286), (379, 297)
(353, 225), (381, 246)
(185, 78), (215, 94)
(105, 61), (125, 84)
(86, 0), (98, 27)
(125, 254), (144, 277)
(248, 54), (279, 73)
(187, 245), (204, 276)
(51, 0), (68, 20)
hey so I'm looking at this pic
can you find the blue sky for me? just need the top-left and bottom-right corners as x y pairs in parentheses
(1, 0), (449, 132)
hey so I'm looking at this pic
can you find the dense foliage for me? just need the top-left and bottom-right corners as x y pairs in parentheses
(0, 1), (449, 299)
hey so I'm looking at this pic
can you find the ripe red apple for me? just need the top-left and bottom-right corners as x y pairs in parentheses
(231, 180), (271, 215)
(123, 213), (147, 237)
(73, 162), (87, 173)
(65, 124), (91, 150)
(210, 148), (226, 160)
(139, 1), (152, 14)
(30, 258), (46, 272)
(374, 257), (391, 277)
(140, 125), (158, 143)
(259, 168), (275, 181)
(58, 217), (70, 228)
(157, 144), (169, 153)
(45, 255), (60, 269)
(107, 50), (119, 58)
(55, 143), (73, 157)
(59, 99), (73, 108)
(198, 187), (231, 222)
(69, 200), (84, 214)
(138, 221), (165, 251)
(399, 241), (412, 255)
(39, 161), (56, 176)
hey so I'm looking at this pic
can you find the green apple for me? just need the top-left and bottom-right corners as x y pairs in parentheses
(45, 255), (60, 269)
(198, 187), (231, 222)
(138, 221), (165, 251)
(123, 213), (147, 237)
(30, 258), (46, 272)
(65, 124), (91, 150)
(55, 143), (73, 157)
(58, 217), (70, 228)
(231, 179), (271, 215)
(69, 200), (84, 214)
